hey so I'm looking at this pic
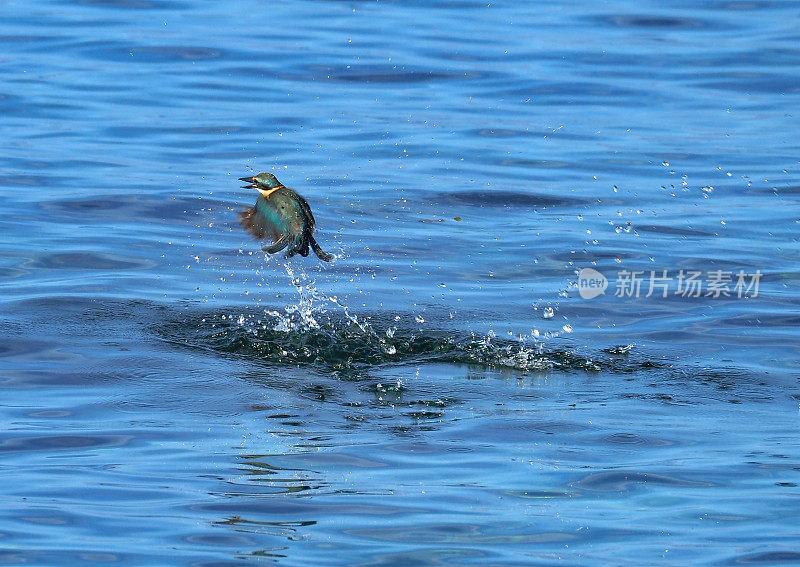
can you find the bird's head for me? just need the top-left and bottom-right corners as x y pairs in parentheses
(239, 172), (283, 195)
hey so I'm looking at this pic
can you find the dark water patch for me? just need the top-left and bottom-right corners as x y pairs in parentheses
(74, 0), (182, 8)
(469, 127), (591, 141)
(0, 173), (55, 187)
(768, 185), (800, 196)
(87, 45), (230, 63)
(281, 64), (470, 84)
(705, 1), (778, 10)
(348, 522), (650, 548)
(498, 81), (645, 102)
(185, 532), (261, 547)
(678, 48), (800, 71)
(347, 522), (578, 545)
(190, 499), (415, 518)
(298, 383), (341, 403)
(214, 516), (316, 530)
(699, 76), (800, 94)
(599, 432), (675, 447)
(676, 367), (757, 390)
(634, 224), (718, 237)
(503, 489), (571, 500)
(0, 335), (50, 361)
(0, 99), (85, 119)
(547, 249), (641, 263)
(103, 124), (247, 138)
(0, 35), (56, 44)
(497, 157), (575, 170)
(214, 65), (288, 81)
(0, 550), (140, 565)
(344, 548), (495, 565)
(592, 14), (716, 30)
(40, 194), (206, 225)
(573, 470), (713, 493)
(1, 368), (158, 388)
(259, 451), (387, 472)
(471, 128), (531, 139)
(732, 551), (800, 564)
(0, 433), (133, 454)
(465, 419), (591, 443)
(431, 190), (590, 209)
(24, 252), (153, 271)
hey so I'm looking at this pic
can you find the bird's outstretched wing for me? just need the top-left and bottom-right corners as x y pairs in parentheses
(262, 234), (291, 254)
(238, 195), (287, 243)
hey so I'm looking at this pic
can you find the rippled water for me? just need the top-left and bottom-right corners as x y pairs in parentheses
(2, 0), (800, 564)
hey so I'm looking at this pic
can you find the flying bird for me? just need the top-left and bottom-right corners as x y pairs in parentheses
(238, 172), (332, 261)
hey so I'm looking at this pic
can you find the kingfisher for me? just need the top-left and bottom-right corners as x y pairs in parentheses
(238, 172), (332, 261)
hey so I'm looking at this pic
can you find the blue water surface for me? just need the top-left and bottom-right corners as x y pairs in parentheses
(1, 0), (800, 565)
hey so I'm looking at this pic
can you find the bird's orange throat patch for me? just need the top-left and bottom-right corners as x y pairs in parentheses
(256, 187), (281, 198)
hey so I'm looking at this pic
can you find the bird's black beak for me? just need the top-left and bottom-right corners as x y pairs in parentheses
(239, 176), (256, 184)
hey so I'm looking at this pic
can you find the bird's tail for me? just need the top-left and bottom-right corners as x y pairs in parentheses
(284, 233), (309, 258)
(297, 233), (310, 257)
(308, 234), (332, 262)
(272, 232), (330, 261)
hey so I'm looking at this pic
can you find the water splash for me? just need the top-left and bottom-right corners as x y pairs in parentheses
(162, 311), (646, 376)
(257, 263), (397, 358)
(167, 313), (571, 372)
(160, 265), (653, 375)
